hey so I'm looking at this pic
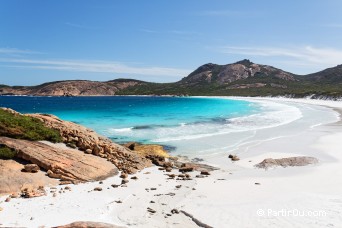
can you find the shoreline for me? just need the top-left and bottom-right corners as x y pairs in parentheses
(1, 97), (342, 227)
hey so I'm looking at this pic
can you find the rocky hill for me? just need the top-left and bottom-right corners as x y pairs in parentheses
(180, 59), (295, 86)
(0, 79), (145, 96)
(1, 60), (342, 98)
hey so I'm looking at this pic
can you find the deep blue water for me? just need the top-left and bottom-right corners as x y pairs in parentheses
(0, 96), (259, 144)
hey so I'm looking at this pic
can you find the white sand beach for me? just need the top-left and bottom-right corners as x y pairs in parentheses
(1, 97), (342, 228)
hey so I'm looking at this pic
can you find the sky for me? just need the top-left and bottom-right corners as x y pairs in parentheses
(1, 0), (342, 86)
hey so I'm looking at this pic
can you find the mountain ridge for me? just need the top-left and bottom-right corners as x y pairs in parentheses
(1, 60), (342, 98)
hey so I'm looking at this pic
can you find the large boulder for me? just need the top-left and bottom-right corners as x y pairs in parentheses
(123, 142), (170, 158)
(255, 156), (318, 169)
(23, 164), (40, 173)
(0, 137), (118, 182)
(0, 159), (58, 195)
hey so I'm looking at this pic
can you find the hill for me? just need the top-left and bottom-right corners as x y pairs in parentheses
(1, 60), (342, 99)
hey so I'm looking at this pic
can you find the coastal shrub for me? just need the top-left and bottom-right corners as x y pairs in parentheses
(0, 146), (16, 159)
(0, 109), (62, 143)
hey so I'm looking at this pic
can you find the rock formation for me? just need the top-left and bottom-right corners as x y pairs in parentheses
(27, 113), (152, 174)
(54, 221), (126, 228)
(0, 159), (58, 195)
(255, 156), (318, 169)
(0, 137), (117, 182)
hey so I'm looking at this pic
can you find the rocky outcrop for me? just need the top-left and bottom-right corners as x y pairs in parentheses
(123, 142), (170, 158)
(0, 79), (144, 96)
(27, 113), (152, 174)
(0, 159), (58, 195)
(255, 156), (318, 169)
(0, 137), (118, 182)
(181, 59), (295, 86)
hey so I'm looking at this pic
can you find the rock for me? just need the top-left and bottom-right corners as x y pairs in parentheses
(229, 154), (240, 161)
(150, 201), (155, 203)
(64, 186), (71, 190)
(130, 176), (138, 180)
(23, 164), (40, 173)
(179, 163), (194, 172)
(124, 142), (170, 158)
(165, 167), (172, 172)
(175, 185), (182, 189)
(111, 184), (120, 188)
(150, 188), (157, 190)
(115, 200), (122, 203)
(5, 197), (11, 202)
(60, 181), (73, 185)
(200, 170), (210, 175)
(147, 207), (156, 213)
(167, 174), (176, 178)
(255, 157), (319, 169)
(94, 187), (102, 191)
(0, 159), (59, 196)
(147, 155), (166, 167)
(92, 145), (102, 156)
(231, 156), (240, 161)
(21, 186), (46, 198)
(10, 193), (19, 198)
(53, 193), (57, 197)
(171, 209), (179, 214)
(121, 179), (129, 185)
(27, 113), (152, 174)
(120, 173), (128, 179)
(255, 183), (261, 185)
(66, 143), (77, 149)
(0, 137), (117, 182)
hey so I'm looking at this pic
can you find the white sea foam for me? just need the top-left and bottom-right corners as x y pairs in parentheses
(108, 127), (133, 133)
(152, 100), (302, 143)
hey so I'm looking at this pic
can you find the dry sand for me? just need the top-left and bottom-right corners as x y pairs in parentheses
(1, 97), (342, 228)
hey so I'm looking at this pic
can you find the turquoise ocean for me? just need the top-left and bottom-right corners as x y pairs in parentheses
(0, 96), (306, 157)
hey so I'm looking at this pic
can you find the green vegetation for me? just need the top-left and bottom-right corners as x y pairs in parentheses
(0, 146), (16, 159)
(0, 109), (62, 142)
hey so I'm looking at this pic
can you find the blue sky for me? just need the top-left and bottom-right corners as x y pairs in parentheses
(1, 0), (342, 85)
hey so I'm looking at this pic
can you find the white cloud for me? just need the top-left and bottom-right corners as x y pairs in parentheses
(0, 58), (191, 77)
(0, 48), (40, 55)
(217, 45), (342, 67)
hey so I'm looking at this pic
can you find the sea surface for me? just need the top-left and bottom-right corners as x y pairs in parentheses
(1, 95), (335, 158)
